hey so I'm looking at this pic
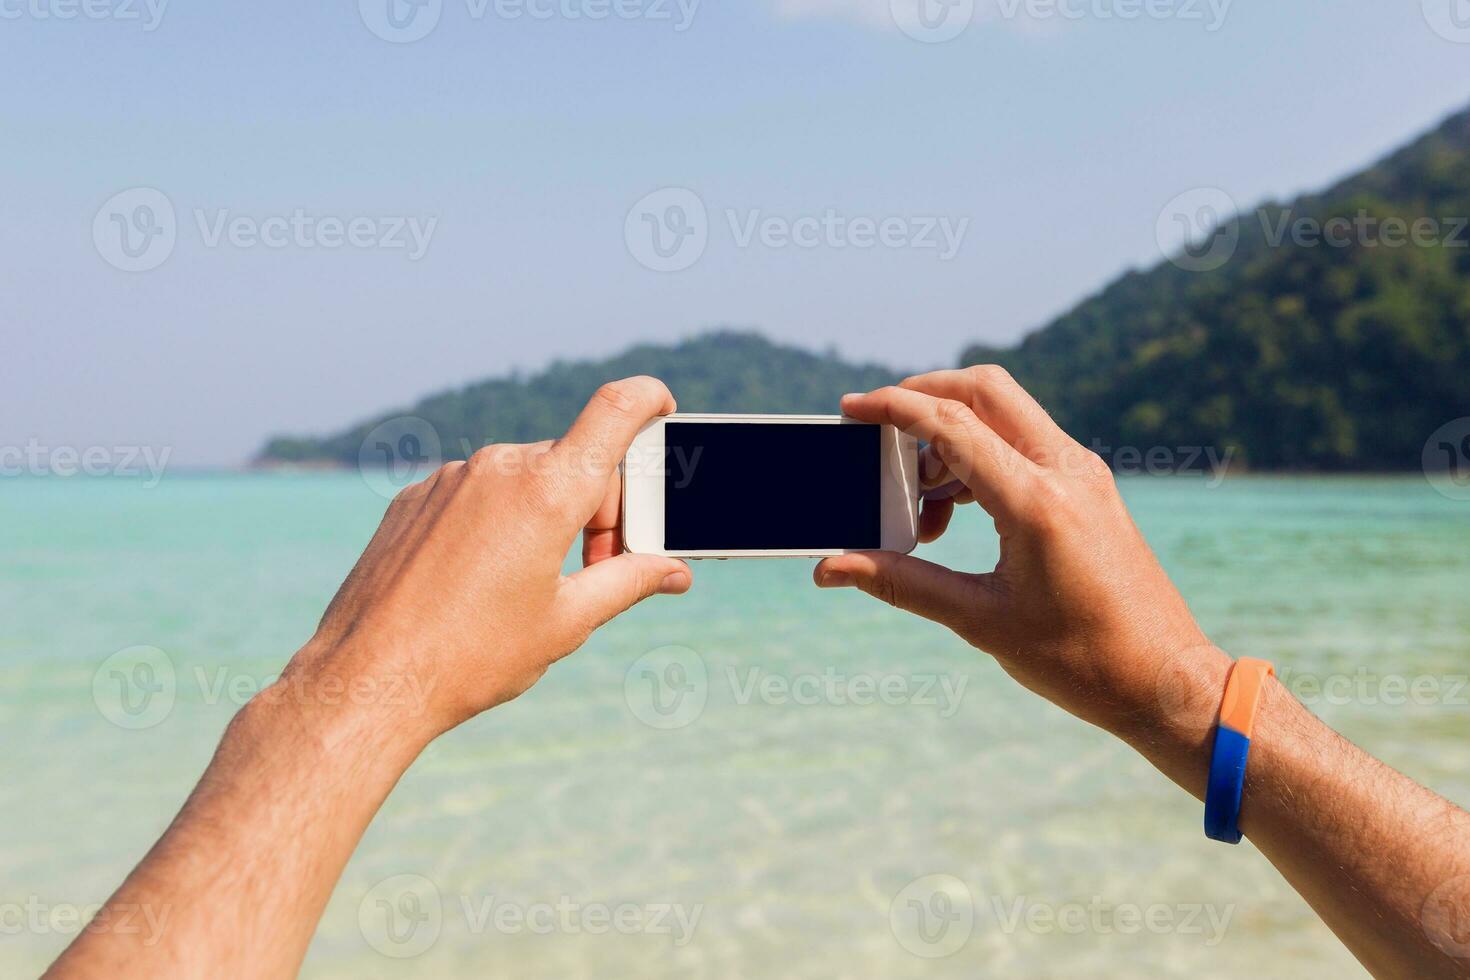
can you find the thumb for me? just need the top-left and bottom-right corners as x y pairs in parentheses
(561, 553), (692, 634)
(814, 551), (995, 633)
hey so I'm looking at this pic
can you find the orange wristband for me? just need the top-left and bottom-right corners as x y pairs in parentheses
(1218, 657), (1275, 740)
(1204, 657), (1274, 843)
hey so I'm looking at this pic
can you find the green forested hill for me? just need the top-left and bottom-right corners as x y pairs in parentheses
(962, 104), (1470, 470)
(259, 332), (902, 464)
(262, 106), (1470, 470)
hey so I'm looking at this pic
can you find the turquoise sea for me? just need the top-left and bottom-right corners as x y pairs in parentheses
(2, 474), (1468, 978)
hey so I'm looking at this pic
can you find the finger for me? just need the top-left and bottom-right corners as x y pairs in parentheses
(422, 458), (467, 504)
(917, 496), (954, 543)
(922, 480), (974, 507)
(841, 387), (1037, 521)
(813, 551), (998, 634)
(919, 444), (952, 488)
(917, 451), (978, 508)
(560, 554), (692, 637)
(901, 366), (1070, 461)
(582, 469), (623, 567)
(553, 377), (676, 498)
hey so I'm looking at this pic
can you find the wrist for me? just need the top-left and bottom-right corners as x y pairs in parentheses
(1114, 641), (1234, 800)
(243, 658), (437, 774)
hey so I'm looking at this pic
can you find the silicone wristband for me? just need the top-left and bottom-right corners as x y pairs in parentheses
(1204, 657), (1275, 844)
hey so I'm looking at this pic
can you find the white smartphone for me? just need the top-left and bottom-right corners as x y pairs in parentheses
(621, 414), (919, 559)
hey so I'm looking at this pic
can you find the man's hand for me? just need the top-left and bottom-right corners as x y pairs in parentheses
(815, 367), (1220, 748)
(46, 377), (691, 980)
(816, 366), (1470, 979)
(288, 374), (691, 744)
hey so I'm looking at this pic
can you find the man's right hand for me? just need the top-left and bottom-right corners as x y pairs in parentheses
(816, 366), (1470, 979)
(814, 366), (1227, 761)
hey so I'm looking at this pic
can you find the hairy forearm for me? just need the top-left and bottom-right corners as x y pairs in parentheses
(46, 379), (688, 979)
(1119, 646), (1470, 979)
(1242, 681), (1470, 978)
(47, 670), (424, 979)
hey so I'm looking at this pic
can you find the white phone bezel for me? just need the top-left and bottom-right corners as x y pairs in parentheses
(621, 413), (919, 559)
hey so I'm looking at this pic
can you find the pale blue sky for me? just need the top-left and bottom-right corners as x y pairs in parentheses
(4, 0), (1469, 464)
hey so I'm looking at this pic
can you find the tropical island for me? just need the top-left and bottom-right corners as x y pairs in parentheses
(260, 104), (1470, 472)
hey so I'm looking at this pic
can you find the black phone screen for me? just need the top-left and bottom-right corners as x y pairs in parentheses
(663, 422), (881, 551)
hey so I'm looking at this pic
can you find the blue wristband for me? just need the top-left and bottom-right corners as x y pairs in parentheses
(1204, 658), (1274, 844)
(1204, 726), (1250, 843)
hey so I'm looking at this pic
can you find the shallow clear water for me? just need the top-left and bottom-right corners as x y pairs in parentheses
(2, 474), (1467, 978)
